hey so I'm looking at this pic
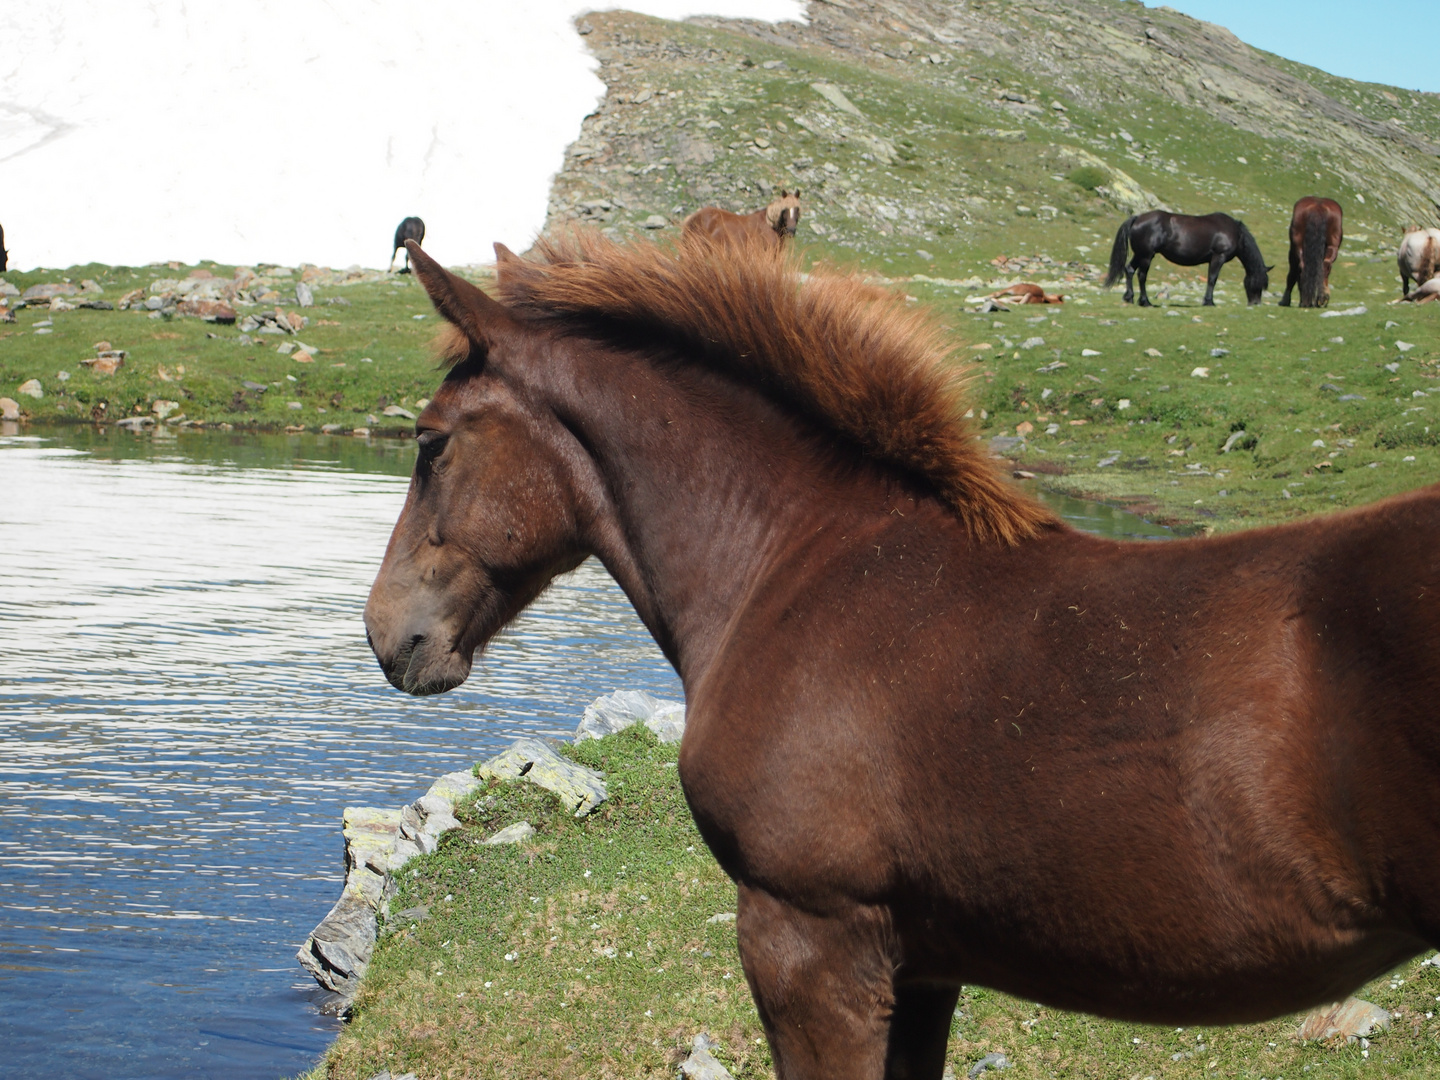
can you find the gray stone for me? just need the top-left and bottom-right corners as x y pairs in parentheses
(295, 281), (314, 307)
(21, 282), (78, 301)
(1298, 998), (1391, 1042)
(1220, 430), (1249, 453)
(575, 689), (686, 744)
(381, 404), (416, 419)
(968, 1052), (1011, 1078)
(0, 397), (20, 420)
(681, 1034), (735, 1080)
(1319, 305), (1366, 318)
(485, 821), (536, 845)
(478, 738), (608, 816)
(413, 793), (452, 818)
(296, 891), (376, 996)
(0, 280), (18, 298)
(426, 769), (481, 804)
(642, 214), (668, 229)
(17, 379), (42, 399)
(420, 810), (460, 837)
(706, 912), (737, 924)
(810, 81), (864, 117)
(989, 435), (1025, 454)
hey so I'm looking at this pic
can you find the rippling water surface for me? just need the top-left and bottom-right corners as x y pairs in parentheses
(0, 426), (1169, 1079)
(0, 426), (685, 1080)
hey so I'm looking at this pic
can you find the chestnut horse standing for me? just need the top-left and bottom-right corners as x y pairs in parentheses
(1280, 196), (1343, 308)
(1104, 210), (1270, 306)
(369, 233), (1440, 1080)
(683, 190), (801, 248)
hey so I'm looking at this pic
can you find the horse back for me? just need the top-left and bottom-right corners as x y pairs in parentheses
(683, 206), (780, 248)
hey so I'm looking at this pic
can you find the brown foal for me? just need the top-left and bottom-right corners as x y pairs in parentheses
(683, 190), (801, 248)
(367, 233), (1440, 1080)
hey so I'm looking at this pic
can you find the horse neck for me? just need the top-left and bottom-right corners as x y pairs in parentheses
(539, 341), (852, 684)
(1235, 226), (1263, 273)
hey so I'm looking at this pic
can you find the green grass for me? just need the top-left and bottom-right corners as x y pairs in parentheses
(300, 729), (1440, 1080)
(0, 263), (479, 433)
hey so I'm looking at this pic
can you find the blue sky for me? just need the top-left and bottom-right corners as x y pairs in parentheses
(1151, 1), (1437, 93)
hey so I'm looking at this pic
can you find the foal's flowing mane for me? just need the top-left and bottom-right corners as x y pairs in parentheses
(489, 232), (1058, 545)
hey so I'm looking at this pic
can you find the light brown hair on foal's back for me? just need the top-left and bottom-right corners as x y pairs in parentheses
(488, 232), (1057, 545)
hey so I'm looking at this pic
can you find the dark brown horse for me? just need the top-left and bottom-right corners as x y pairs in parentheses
(1104, 210), (1270, 306)
(388, 216), (425, 273)
(368, 233), (1440, 1080)
(1280, 196), (1343, 308)
(683, 190), (801, 248)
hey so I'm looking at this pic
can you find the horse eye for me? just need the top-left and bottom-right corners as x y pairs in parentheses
(416, 430), (448, 459)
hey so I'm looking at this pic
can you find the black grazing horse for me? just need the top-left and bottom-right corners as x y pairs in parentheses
(1, 223), (7, 273)
(389, 217), (426, 273)
(1104, 210), (1270, 306)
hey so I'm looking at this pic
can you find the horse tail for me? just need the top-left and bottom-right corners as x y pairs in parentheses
(1104, 217), (1134, 288)
(1299, 212), (1327, 306)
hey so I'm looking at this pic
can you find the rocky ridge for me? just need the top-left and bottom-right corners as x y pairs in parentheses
(541, 0), (1439, 277)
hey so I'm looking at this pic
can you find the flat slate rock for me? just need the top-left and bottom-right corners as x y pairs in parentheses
(1298, 997), (1391, 1042)
(485, 821), (536, 845)
(479, 738), (607, 816)
(575, 689), (686, 744)
(681, 1034), (735, 1080)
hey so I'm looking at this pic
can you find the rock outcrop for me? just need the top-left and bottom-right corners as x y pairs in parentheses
(294, 695), (658, 1014)
(297, 768), (481, 1013)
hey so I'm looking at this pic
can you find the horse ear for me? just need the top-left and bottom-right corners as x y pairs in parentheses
(405, 239), (510, 347)
(781, 189), (789, 198)
(795, 189), (801, 199)
(493, 242), (525, 286)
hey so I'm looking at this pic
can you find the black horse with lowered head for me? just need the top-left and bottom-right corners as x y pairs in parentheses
(1104, 210), (1270, 306)
(388, 217), (425, 273)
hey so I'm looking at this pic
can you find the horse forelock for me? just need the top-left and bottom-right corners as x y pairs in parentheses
(489, 231), (1057, 545)
(765, 192), (801, 229)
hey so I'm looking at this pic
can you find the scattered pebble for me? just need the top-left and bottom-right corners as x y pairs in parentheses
(1190, 367), (1210, 378)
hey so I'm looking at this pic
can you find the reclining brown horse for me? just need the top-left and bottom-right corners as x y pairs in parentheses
(1397, 277), (1440, 304)
(683, 190), (800, 248)
(368, 233), (1440, 1080)
(988, 281), (1063, 305)
(1279, 196), (1343, 308)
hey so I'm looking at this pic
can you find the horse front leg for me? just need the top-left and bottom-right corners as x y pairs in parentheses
(1203, 256), (1224, 306)
(738, 884), (933, 1080)
(887, 982), (962, 1080)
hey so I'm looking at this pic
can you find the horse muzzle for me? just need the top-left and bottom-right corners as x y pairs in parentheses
(367, 627), (473, 695)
